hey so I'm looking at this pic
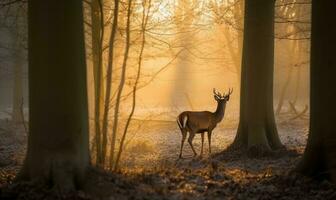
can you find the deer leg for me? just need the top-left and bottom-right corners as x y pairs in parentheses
(208, 131), (212, 154)
(188, 132), (197, 156)
(200, 132), (204, 156)
(179, 130), (187, 158)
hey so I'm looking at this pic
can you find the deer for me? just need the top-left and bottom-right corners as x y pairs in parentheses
(176, 88), (233, 158)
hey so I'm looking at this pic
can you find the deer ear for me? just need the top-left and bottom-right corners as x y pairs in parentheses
(214, 95), (219, 101)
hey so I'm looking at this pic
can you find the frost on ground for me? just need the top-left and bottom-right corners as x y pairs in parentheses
(1, 116), (336, 199)
(118, 115), (308, 169)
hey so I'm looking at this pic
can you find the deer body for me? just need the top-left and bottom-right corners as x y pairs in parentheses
(177, 89), (232, 158)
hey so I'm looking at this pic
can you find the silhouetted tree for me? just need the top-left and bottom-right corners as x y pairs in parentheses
(18, 0), (90, 190)
(232, 0), (283, 153)
(295, 0), (336, 183)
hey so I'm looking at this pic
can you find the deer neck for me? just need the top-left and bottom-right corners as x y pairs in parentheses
(214, 101), (226, 123)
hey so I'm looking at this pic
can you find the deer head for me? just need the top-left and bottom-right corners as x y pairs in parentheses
(213, 88), (233, 122)
(213, 88), (233, 103)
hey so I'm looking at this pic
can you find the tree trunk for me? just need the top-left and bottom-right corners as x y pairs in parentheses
(102, 0), (120, 168)
(232, 0), (283, 153)
(91, 0), (105, 167)
(109, 0), (132, 169)
(275, 66), (293, 115)
(18, 0), (90, 190)
(114, 0), (151, 170)
(295, 0), (336, 183)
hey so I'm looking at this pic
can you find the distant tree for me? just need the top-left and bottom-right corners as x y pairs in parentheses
(18, 0), (90, 190)
(231, 0), (283, 153)
(295, 0), (336, 182)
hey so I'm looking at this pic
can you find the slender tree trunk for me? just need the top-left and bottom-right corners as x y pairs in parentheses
(276, 29), (299, 115)
(101, 0), (120, 167)
(91, 0), (105, 167)
(18, 0), (90, 190)
(114, 0), (151, 170)
(293, 64), (301, 105)
(295, 0), (336, 183)
(109, 0), (132, 169)
(276, 65), (294, 115)
(232, 0), (283, 153)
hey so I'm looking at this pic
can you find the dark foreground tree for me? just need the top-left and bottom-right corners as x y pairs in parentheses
(295, 0), (336, 183)
(17, 0), (90, 190)
(231, 0), (283, 152)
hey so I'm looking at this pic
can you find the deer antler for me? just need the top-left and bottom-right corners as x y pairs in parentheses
(213, 88), (222, 98)
(222, 88), (233, 97)
(229, 88), (233, 95)
(226, 88), (233, 96)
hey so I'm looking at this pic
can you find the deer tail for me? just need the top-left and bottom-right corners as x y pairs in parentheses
(177, 116), (183, 129)
(182, 115), (188, 128)
(177, 115), (188, 129)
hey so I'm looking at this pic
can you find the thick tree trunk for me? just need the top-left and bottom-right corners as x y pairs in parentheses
(232, 0), (283, 152)
(18, 0), (90, 190)
(295, 0), (336, 183)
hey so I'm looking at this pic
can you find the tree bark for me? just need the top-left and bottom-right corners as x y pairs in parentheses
(295, 0), (336, 183)
(232, 0), (283, 152)
(18, 0), (90, 190)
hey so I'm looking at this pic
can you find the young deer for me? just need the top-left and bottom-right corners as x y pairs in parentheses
(177, 88), (232, 158)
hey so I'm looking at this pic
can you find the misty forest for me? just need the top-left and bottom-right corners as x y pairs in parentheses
(0, 0), (336, 199)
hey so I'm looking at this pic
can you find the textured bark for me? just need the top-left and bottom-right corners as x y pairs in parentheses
(18, 0), (90, 190)
(232, 0), (283, 152)
(295, 0), (336, 183)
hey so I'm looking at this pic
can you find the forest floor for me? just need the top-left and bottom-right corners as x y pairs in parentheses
(0, 115), (336, 199)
